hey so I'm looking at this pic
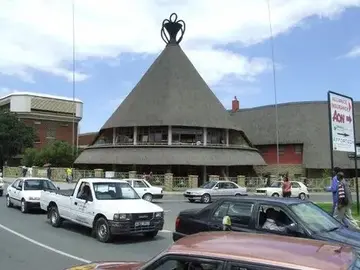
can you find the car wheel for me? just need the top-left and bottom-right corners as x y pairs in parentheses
(299, 193), (306, 200)
(6, 195), (13, 207)
(0, 190), (3, 197)
(20, 199), (28, 213)
(188, 199), (195, 203)
(95, 217), (113, 243)
(144, 230), (158, 238)
(143, 193), (153, 202)
(272, 193), (279, 197)
(235, 193), (242, 197)
(201, 193), (211, 204)
(49, 206), (62, 227)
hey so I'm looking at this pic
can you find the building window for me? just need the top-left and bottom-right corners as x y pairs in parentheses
(172, 127), (202, 145)
(46, 123), (57, 139)
(116, 127), (133, 144)
(294, 145), (302, 155)
(94, 129), (113, 145)
(207, 128), (225, 145)
(279, 145), (285, 155)
(137, 126), (167, 144)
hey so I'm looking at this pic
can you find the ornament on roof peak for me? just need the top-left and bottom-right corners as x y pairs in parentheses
(161, 13), (186, 45)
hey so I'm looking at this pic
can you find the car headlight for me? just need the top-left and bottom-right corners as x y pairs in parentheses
(29, 197), (40, 200)
(113, 213), (131, 221)
(155, 212), (163, 218)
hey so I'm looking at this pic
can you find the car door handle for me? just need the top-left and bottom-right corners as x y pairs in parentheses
(74, 202), (77, 205)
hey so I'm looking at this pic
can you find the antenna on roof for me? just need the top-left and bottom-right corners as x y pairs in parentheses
(161, 13), (186, 45)
(267, 0), (280, 175)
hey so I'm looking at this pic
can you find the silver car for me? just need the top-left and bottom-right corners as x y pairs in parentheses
(183, 180), (247, 203)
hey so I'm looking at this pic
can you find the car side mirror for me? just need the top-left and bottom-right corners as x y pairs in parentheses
(57, 187), (60, 190)
(214, 187), (219, 190)
(286, 223), (299, 233)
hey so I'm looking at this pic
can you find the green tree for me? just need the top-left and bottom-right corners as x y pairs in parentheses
(22, 148), (38, 167)
(0, 110), (35, 166)
(22, 140), (77, 167)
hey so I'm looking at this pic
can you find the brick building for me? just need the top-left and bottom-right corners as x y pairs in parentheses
(230, 99), (360, 178)
(78, 132), (97, 149)
(0, 92), (83, 149)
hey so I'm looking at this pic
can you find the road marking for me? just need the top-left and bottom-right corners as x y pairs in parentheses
(0, 223), (91, 263)
(160, 229), (172, 233)
(164, 210), (171, 213)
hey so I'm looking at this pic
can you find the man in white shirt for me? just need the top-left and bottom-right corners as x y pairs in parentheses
(262, 208), (286, 232)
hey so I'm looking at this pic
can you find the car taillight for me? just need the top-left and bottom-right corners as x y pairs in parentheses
(175, 217), (180, 230)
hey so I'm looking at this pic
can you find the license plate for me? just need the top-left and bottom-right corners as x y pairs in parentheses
(135, 221), (150, 226)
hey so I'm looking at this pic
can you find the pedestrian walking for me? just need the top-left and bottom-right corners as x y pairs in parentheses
(325, 167), (341, 215)
(333, 172), (359, 230)
(282, 172), (291, 198)
(28, 166), (33, 177)
(22, 166), (27, 177)
(47, 166), (52, 180)
(66, 167), (73, 183)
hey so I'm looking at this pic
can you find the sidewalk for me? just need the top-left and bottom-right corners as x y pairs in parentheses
(0, 177), (345, 196)
(2, 177), (184, 194)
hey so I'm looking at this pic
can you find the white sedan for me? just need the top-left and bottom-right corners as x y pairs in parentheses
(255, 181), (309, 200)
(125, 178), (163, 202)
(6, 177), (59, 213)
(184, 180), (247, 203)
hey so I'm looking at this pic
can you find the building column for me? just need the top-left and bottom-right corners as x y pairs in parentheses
(168, 126), (172, 145)
(133, 126), (137, 145)
(203, 166), (207, 183)
(112, 128), (116, 145)
(203, 127), (207, 146)
(226, 129), (229, 146)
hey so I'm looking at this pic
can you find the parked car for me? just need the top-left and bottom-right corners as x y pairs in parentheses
(5, 177), (59, 212)
(0, 177), (4, 197)
(66, 231), (358, 270)
(256, 181), (309, 200)
(183, 180), (247, 203)
(173, 196), (360, 249)
(40, 178), (164, 242)
(125, 178), (163, 202)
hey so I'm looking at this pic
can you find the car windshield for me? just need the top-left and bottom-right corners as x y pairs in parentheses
(270, 182), (282, 187)
(93, 182), (140, 200)
(200, 181), (217, 189)
(290, 202), (342, 233)
(24, 179), (57, 190)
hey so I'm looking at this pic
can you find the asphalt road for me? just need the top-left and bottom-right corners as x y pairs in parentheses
(0, 180), (336, 270)
(0, 192), (205, 270)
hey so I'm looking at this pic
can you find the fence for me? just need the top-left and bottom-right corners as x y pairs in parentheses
(3, 166), (357, 192)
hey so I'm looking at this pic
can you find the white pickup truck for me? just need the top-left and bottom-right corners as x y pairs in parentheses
(40, 178), (164, 243)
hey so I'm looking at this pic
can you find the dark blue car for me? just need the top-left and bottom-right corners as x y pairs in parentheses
(173, 196), (360, 249)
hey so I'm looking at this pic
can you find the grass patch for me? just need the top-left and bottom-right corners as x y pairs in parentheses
(316, 202), (360, 219)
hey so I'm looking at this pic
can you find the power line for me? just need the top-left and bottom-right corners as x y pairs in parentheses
(72, 0), (77, 161)
(266, 0), (280, 175)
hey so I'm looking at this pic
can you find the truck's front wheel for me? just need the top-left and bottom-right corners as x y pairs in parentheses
(95, 217), (113, 243)
(49, 206), (62, 227)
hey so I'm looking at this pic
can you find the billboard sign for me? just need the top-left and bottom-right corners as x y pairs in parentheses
(329, 92), (355, 153)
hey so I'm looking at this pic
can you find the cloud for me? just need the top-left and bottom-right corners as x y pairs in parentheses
(0, 87), (20, 96)
(340, 46), (360, 58)
(0, 0), (358, 84)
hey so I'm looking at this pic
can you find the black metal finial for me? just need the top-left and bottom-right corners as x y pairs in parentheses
(161, 13), (186, 45)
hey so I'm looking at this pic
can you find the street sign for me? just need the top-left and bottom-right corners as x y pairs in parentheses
(329, 92), (355, 152)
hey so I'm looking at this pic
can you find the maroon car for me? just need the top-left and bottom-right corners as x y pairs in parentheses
(66, 231), (359, 269)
